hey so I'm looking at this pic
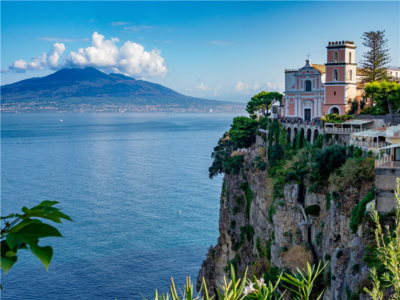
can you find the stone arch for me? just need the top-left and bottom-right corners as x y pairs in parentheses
(293, 128), (298, 149)
(306, 128), (312, 143)
(313, 129), (319, 143)
(329, 106), (340, 115)
(287, 127), (292, 145)
(300, 128), (305, 149)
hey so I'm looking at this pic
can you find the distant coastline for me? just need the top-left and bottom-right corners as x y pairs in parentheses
(1, 102), (246, 113)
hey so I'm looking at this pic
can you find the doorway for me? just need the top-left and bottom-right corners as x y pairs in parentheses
(395, 148), (400, 161)
(304, 109), (311, 122)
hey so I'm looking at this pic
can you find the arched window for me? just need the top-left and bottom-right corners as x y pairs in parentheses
(334, 52), (338, 63)
(334, 69), (338, 81)
(349, 52), (352, 63)
(350, 70), (353, 81)
(305, 80), (312, 91)
(397, 72), (398, 78)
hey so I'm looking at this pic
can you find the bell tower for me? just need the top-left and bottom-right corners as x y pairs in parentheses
(324, 41), (357, 115)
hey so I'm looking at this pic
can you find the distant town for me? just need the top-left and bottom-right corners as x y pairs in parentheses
(0, 101), (246, 113)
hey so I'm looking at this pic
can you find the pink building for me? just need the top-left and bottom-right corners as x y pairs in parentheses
(283, 41), (357, 121)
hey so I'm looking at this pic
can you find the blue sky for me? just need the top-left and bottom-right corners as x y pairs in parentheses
(1, 1), (399, 102)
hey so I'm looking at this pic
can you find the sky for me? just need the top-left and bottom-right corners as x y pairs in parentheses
(1, 1), (399, 102)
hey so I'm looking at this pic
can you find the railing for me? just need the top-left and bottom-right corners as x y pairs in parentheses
(324, 127), (366, 133)
(375, 155), (394, 168)
(351, 140), (387, 148)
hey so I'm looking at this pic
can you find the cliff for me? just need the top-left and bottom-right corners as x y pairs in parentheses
(197, 132), (378, 299)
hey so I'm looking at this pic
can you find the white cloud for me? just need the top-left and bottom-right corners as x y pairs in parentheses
(233, 81), (284, 94)
(8, 32), (168, 78)
(214, 85), (222, 96)
(196, 83), (212, 91)
(111, 22), (130, 26)
(38, 37), (89, 42)
(233, 81), (251, 93)
(1, 68), (9, 73)
(9, 43), (66, 72)
(64, 32), (167, 77)
(209, 40), (233, 45)
(124, 25), (155, 32)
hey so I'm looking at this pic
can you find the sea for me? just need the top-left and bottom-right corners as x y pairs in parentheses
(1, 112), (244, 300)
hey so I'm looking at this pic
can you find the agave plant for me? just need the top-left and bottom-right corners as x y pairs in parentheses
(279, 261), (327, 300)
(214, 264), (247, 300)
(244, 276), (284, 300)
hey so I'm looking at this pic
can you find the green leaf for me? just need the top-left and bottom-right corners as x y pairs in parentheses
(1, 255), (17, 275)
(31, 201), (59, 209)
(6, 219), (43, 234)
(16, 223), (63, 240)
(0, 213), (15, 220)
(29, 240), (53, 271)
(6, 233), (24, 252)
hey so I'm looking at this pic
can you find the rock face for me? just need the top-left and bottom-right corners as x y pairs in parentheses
(197, 147), (373, 299)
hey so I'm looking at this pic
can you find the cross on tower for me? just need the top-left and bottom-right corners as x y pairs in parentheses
(306, 53), (311, 60)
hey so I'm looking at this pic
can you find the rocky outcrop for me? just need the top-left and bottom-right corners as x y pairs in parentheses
(197, 146), (373, 299)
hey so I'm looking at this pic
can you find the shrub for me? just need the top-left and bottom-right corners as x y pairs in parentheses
(324, 254), (331, 262)
(235, 195), (245, 206)
(315, 144), (347, 177)
(268, 205), (276, 224)
(277, 200), (286, 206)
(353, 146), (363, 158)
(233, 206), (241, 215)
(268, 144), (284, 166)
(352, 263), (360, 273)
(314, 134), (324, 148)
(285, 171), (297, 182)
(326, 192), (331, 210)
(336, 250), (343, 259)
(349, 187), (375, 233)
(315, 231), (323, 246)
(305, 205), (321, 216)
(240, 225), (255, 244)
(259, 116), (269, 129)
(360, 106), (371, 114)
(230, 116), (258, 148)
(329, 157), (375, 191)
(321, 113), (353, 123)
(209, 131), (235, 179)
(224, 155), (245, 175)
(279, 246), (288, 253)
(230, 220), (236, 229)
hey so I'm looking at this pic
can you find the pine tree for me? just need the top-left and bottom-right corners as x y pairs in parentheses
(360, 30), (392, 83)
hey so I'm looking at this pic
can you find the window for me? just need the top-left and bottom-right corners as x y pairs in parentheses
(334, 69), (338, 81)
(334, 52), (338, 63)
(334, 91), (336, 95)
(397, 72), (398, 78)
(350, 70), (353, 81)
(349, 52), (352, 63)
(305, 80), (312, 91)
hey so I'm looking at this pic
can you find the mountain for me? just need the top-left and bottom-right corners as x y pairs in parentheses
(1, 67), (241, 109)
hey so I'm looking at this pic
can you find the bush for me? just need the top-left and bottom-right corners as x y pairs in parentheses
(352, 263), (360, 273)
(326, 192), (331, 210)
(315, 144), (347, 177)
(209, 132), (235, 179)
(329, 157), (375, 191)
(277, 200), (286, 206)
(324, 254), (331, 262)
(360, 105), (371, 114)
(321, 113), (353, 123)
(268, 144), (284, 166)
(305, 205), (321, 216)
(224, 155), (245, 175)
(349, 187), (375, 233)
(315, 231), (323, 246)
(336, 249), (343, 259)
(230, 116), (258, 148)
(259, 116), (268, 129)
(230, 220), (236, 229)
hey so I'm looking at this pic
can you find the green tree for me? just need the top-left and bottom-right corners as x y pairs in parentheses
(314, 144), (347, 178)
(209, 131), (235, 179)
(246, 92), (283, 119)
(360, 30), (392, 83)
(365, 80), (400, 124)
(230, 117), (258, 149)
(1, 201), (72, 278)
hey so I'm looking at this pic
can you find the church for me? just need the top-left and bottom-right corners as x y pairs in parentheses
(282, 41), (358, 121)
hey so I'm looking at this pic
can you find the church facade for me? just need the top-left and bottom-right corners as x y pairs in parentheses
(282, 41), (357, 121)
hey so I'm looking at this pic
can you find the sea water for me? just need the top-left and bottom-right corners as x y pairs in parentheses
(1, 113), (244, 300)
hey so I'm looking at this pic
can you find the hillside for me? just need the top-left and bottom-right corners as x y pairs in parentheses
(1, 67), (244, 113)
